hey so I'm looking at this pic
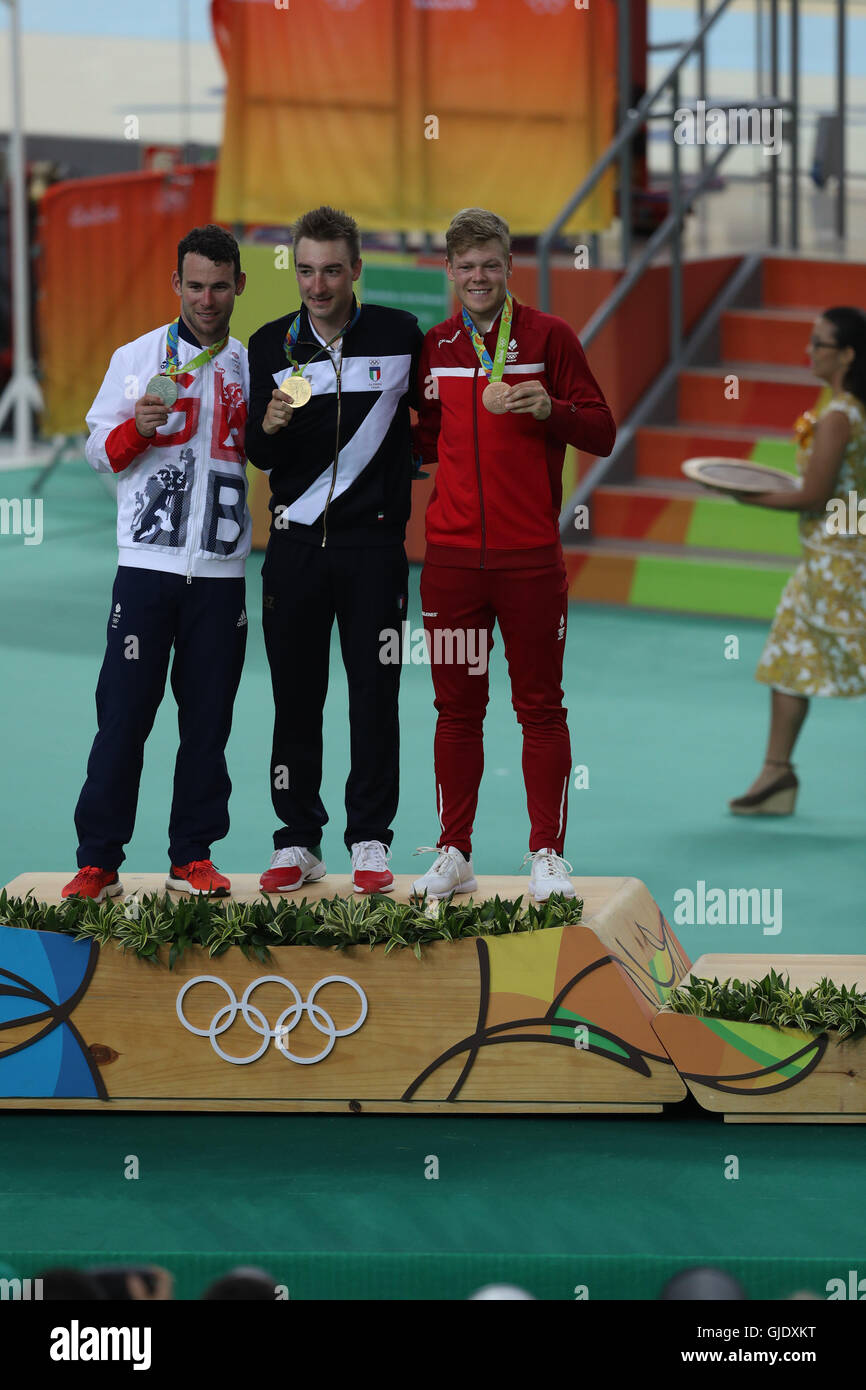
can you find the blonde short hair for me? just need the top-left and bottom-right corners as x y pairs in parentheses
(445, 208), (511, 262)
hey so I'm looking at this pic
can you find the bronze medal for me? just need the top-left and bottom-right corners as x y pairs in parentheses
(482, 381), (512, 414)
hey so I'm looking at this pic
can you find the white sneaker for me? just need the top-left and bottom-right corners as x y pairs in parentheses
(525, 848), (575, 901)
(351, 840), (395, 894)
(412, 845), (478, 899)
(260, 846), (327, 893)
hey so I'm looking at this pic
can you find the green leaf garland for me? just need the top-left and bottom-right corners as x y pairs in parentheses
(0, 887), (584, 969)
(667, 970), (866, 1040)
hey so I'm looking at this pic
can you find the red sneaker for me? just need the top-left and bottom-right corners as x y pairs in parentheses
(351, 840), (394, 895)
(62, 867), (124, 901)
(166, 860), (231, 896)
(259, 847), (326, 893)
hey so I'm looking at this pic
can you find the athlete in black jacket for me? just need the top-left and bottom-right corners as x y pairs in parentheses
(246, 206), (424, 895)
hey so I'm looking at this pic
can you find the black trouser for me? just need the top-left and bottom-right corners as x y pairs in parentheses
(75, 567), (247, 870)
(261, 539), (408, 852)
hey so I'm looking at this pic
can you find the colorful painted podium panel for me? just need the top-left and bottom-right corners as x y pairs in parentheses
(0, 875), (688, 1114)
(654, 954), (866, 1124)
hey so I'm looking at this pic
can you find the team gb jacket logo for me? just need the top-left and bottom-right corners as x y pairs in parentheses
(214, 366), (248, 462)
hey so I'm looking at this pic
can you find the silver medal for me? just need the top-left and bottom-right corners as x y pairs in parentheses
(146, 375), (179, 407)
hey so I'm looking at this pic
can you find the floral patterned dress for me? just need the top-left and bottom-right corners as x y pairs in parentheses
(756, 390), (866, 697)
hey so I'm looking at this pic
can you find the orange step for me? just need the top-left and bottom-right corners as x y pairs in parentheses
(677, 364), (817, 428)
(565, 255), (866, 618)
(762, 258), (866, 310)
(721, 308), (816, 367)
(635, 423), (786, 478)
(591, 486), (694, 544)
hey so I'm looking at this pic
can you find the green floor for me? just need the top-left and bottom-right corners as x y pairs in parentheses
(1, 1112), (863, 1299)
(1, 457), (865, 1297)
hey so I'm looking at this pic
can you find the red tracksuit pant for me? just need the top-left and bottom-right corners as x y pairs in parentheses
(420, 560), (572, 856)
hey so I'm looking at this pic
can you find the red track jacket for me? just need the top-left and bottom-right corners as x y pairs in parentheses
(415, 299), (615, 568)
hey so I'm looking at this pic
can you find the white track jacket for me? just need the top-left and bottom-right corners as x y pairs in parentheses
(85, 322), (251, 579)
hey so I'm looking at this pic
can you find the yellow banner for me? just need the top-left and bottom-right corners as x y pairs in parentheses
(213, 0), (616, 235)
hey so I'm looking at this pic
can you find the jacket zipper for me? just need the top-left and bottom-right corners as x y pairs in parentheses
(186, 358), (212, 583)
(321, 349), (343, 548)
(472, 365), (487, 569)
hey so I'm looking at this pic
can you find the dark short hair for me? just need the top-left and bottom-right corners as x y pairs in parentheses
(291, 206), (361, 265)
(177, 224), (242, 281)
(822, 306), (866, 408)
(203, 1271), (277, 1300)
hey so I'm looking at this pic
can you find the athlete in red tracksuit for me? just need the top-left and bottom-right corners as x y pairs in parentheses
(411, 208), (615, 901)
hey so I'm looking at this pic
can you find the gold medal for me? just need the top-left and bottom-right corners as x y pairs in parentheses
(279, 375), (312, 408)
(482, 381), (512, 414)
(146, 375), (178, 407)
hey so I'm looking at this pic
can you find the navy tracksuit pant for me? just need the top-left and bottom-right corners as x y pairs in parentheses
(74, 567), (247, 870)
(261, 538), (408, 852)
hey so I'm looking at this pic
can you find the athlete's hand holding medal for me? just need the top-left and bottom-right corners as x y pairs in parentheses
(140, 318), (228, 436)
(262, 387), (297, 434)
(467, 291), (551, 421)
(135, 389), (172, 438)
(264, 304), (361, 434)
(263, 371), (312, 432)
(495, 381), (552, 420)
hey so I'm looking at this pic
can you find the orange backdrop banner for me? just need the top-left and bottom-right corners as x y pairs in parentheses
(37, 167), (216, 436)
(212, 0), (616, 235)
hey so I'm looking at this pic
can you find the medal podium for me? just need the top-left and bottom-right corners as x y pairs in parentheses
(3, 873), (864, 1121)
(0, 874), (688, 1114)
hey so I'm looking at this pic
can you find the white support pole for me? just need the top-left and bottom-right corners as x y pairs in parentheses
(180, 0), (191, 162)
(0, 0), (44, 459)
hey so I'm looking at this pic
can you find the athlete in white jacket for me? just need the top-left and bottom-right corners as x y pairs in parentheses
(63, 225), (251, 901)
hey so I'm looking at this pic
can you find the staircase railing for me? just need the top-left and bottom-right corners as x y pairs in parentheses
(536, 0), (849, 537)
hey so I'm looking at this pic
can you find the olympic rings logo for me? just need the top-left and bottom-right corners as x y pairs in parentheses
(175, 975), (368, 1066)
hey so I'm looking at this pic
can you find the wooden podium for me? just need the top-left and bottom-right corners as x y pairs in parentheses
(0, 874), (688, 1114)
(654, 953), (866, 1124)
(6, 874), (860, 1120)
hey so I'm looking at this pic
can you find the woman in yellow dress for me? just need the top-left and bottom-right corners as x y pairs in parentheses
(730, 305), (866, 815)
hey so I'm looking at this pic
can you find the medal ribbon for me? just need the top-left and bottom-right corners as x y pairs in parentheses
(463, 292), (513, 383)
(283, 302), (362, 375)
(164, 319), (227, 377)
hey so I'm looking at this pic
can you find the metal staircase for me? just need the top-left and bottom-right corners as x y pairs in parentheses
(563, 255), (866, 618)
(534, 0), (854, 618)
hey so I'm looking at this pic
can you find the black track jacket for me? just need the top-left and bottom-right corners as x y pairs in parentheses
(245, 300), (424, 547)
